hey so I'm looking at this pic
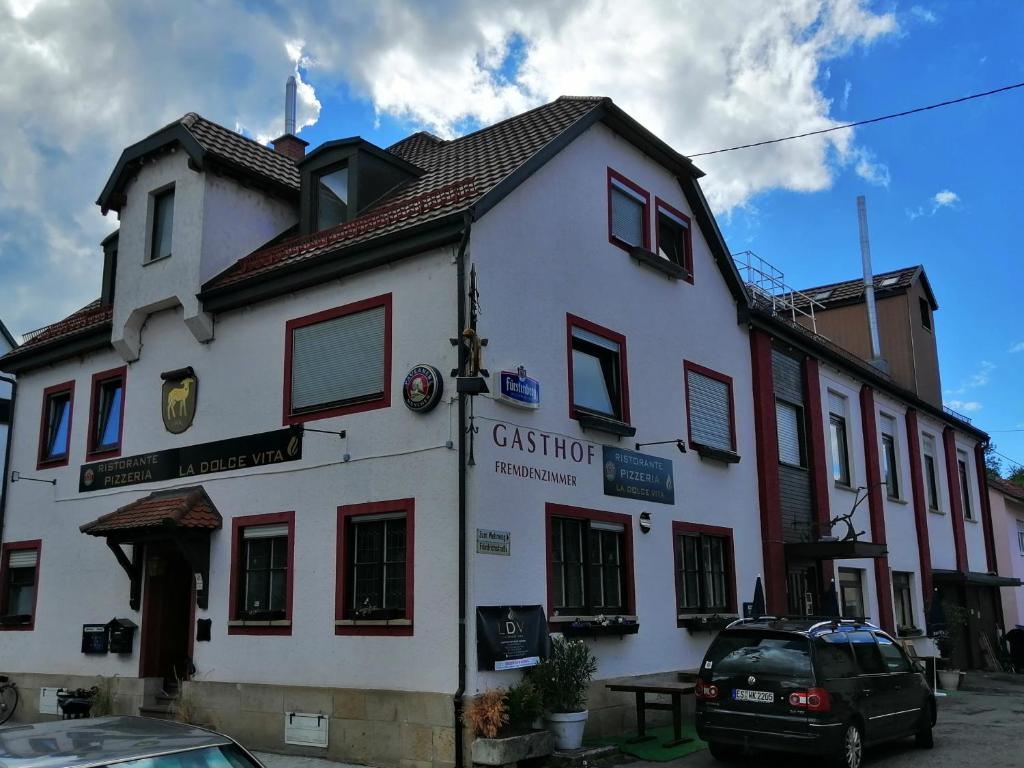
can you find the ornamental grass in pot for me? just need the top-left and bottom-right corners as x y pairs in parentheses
(529, 637), (598, 750)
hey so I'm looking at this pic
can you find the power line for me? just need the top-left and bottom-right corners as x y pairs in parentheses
(687, 80), (1024, 158)
(992, 448), (1024, 472)
(988, 428), (1024, 433)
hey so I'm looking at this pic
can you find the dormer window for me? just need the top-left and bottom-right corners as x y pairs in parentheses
(148, 187), (174, 262)
(316, 165), (349, 230)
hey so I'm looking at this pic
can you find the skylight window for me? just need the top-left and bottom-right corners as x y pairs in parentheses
(811, 290), (832, 301)
(879, 277), (899, 287)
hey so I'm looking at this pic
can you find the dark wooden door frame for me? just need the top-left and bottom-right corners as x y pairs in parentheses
(138, 543), (196, 682)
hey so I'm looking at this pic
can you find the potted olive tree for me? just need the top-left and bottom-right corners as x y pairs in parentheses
(529, 638), (598, 750)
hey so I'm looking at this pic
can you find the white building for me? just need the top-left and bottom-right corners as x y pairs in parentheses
(0, 318), (15, 538)
(989, 477), (1024, 628)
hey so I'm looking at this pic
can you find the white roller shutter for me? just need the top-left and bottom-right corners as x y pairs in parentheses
(291, 306), (385, 411)
(687, 370), (732, 450)
(776, 401), (803, 465)
(8, 550), (37, 569)
(828, 391), (847, 417)
(243, 524), (289, 540)
(610, 185), (644, 245)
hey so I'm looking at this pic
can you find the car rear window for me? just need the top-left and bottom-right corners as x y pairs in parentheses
(109, 745), (258, 768)
(706, 632), (812, 677)
(814, 632), (858, 679)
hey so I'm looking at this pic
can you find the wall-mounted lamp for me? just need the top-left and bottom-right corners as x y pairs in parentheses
(635, 439), (686, 454)
(638, 511), (652, 534)
(10, 471), (56, 485)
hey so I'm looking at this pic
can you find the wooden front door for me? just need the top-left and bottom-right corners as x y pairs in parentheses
(140, 543), (193, 685)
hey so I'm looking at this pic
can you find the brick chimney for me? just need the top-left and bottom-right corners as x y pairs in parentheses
(271, 134), (308, 160)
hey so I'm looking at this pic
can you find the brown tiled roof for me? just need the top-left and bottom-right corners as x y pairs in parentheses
(205, 96), (605, 290)
(80, 486), (222, 536)
(787, 266), (922, 309)
(5, 300), (111, 357)
(990, 476), (1024, 504)
(180, 113), (300, 191)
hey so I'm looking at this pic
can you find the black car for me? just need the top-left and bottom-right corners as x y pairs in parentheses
(694, 617), (935, 768)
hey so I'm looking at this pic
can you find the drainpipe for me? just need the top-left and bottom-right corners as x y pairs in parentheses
(453, 213), (472, 768)
(0, 374), (17, 546)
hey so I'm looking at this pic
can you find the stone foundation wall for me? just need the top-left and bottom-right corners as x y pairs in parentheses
(0, 672), (158, 723)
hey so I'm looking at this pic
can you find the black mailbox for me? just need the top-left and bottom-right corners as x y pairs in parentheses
(107, 617), (137, 654)
(81, 624), (108, 654)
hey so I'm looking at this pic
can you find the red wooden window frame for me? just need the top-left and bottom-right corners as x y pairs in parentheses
(228, 511), (295, 636)
(0, 539), (42, 631)
(607, 168), (651, 252)
(86, 365), (127, 460)
(683, 360), (737, 452)
(544, 503), (636, 620)
(655, 197), (694, 283)
(37, 380), (75, 470)
(282, 293), (393, 425)
(335, 498), (415, 636)
(672, 521), (737, 624)
(566, 313), (631, 425)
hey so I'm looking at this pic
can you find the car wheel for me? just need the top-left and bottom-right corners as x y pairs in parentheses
(707, 741), (736, 762)
(915, 709), (934, 749)
(834, 722), (863, 768)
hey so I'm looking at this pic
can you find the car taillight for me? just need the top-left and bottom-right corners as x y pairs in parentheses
(788, 687), (831, 712)
(695, 680), (720, 700)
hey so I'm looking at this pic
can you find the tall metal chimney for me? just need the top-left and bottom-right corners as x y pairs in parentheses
(857, 195), (888, 372)
(285, 75), (297, 135)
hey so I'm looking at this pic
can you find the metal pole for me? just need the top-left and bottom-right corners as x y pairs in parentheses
(856, 196), (883, 362)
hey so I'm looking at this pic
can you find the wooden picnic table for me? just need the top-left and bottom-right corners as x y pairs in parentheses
(606, 672), (697, 747)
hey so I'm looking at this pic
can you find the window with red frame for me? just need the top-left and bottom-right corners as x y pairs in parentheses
(337, 499), (414, 634)
(0, 541), (40, 629)
(38, 381), (74, 467)
(607, 169), (650, 250)
(88, 367), (125, 457)
(547, 505), (634, 617)
(684, 362), (735, 452)
(567, 315), (629, 424)
(674, 523), (735, 616)
(228, 513), (294, 633)
(284, 294), (391, 424)
(655, 198), (693, 279)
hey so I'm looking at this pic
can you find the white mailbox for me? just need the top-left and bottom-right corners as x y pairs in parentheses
(284, 712), (329, 748)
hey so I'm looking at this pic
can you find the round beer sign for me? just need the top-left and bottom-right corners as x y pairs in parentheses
(403, 364), (443, 413)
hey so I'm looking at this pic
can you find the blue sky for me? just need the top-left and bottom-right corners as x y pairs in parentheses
(0, 0), (1022, 472)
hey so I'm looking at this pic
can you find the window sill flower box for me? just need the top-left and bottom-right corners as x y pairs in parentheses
(555, 615), (639, 639)
(678, 614), (738, 632)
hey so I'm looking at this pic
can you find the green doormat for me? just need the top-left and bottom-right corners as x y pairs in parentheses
(587, 723), (707, 762)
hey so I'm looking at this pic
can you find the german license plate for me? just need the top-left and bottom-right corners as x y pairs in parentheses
(733, 689), (774, 703)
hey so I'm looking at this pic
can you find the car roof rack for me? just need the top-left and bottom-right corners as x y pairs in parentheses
(723, 616), (881, 635)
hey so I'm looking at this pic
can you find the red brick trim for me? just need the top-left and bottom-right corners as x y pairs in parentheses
(974, 443), (997, 573)
(86, 365), (127, 460)
(905, 409), (934, 611)
(282, 293), (392, 425)
(654, 197), (694, 283)
(803, 358), (833, 594)
(0, 539), (42, 631)
(36, 380), (74, 470)
(683, 360), (736, 451)
(566, 313), (631, 425)
(749, 329), (786, 614)
(335, 498), (415, 636)
(607, 168), (651, 252)
(942, 427), (969, 572)
(228, 511), (295, 635)
(672, 521), (737, 622)
(544, 503), (636, 620)
(859, 386), (894, 633)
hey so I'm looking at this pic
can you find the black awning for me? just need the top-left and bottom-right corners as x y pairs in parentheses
(784, 540), (888, 560)
(932, 569), (1022, 588)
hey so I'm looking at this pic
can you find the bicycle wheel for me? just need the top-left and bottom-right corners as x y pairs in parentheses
(0, 684), (18, 725)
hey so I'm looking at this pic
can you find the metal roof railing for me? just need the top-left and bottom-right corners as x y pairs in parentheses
(732, 250), (826, 334)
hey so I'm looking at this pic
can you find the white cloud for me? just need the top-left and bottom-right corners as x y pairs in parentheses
(841, 79), (853, 110)
(1009, 342), (1024, 353)
(0, 0), (899, 336)
(933, 189), (959, 207)
(907, 188), (961, 219)
(910, 6), (938, 24)
(944, 400), (982, 413)
(946, 360), (994, 396)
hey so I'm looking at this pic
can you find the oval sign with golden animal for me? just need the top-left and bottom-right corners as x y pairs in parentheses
(402, 364), (443, 413)
(162, 368), (198, 434)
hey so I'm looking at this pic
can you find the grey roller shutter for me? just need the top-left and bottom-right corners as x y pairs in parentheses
(291, 305), (385, 412)
(776, 401), (802, 466)
(611, 185), (644, 245)
(687, 370), (732, 450)
(828, 391), (847, 417)
(8, 550), (37, 568)
(243, 524), (289, 540)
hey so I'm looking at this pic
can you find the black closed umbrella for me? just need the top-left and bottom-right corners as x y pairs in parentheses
(752, 576), (766, 619)
(824, 579), (840, 618)
(926, 588), (946, 636)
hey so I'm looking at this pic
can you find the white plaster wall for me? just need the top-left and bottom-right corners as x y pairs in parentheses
(917, 412), (957, 571)
(956, 437), (988, 572)
(0, 248), (460, 693)
(989, 491), (1024, 627)
(465, 124), (762, 691)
